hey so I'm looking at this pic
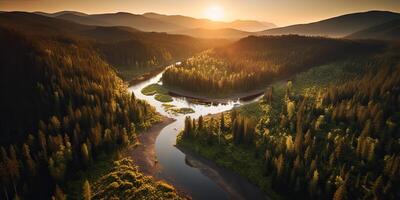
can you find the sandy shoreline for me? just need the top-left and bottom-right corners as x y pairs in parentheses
(125, 117), (175, 176)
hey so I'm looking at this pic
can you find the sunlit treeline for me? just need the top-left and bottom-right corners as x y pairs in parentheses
(163, 35), (379, 94)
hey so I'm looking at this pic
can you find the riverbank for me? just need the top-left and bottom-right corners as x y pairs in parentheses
(65, 117), (176, 199)
(128, 64), (272, 199)
(166, 85), (265, 104)
(127, 66), (165, 86)
(176, 135), (282, 200)
(176, 145), (269, 200)
(162, 59), (366, 104)
(124, 116), (175, 176)
(126, 59), (184, 86)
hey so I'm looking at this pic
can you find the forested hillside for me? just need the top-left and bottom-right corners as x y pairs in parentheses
(347, 19), (400, 40)
(0, 18), (171, 199)
(178, 52), (400, 199)
(92, 31), (222, 80)
(163, 35), (381, 96)
(259, 10), (400, 37)
(0, 12), (224, 81)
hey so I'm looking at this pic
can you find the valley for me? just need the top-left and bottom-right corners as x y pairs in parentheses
(0, 3), (399, 200)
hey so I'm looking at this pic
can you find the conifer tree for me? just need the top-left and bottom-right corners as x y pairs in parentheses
(82, 180), (91, 200)
(81, 143), (90, 166)
(198, 115), (204, 131)
(333, 183), (346, 200)
(220, 112), (225, 131)
(52, 185), (66, 200)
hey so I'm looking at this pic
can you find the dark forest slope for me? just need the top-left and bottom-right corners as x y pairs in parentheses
(347, 19), (400, 40)
(0, 12), (225, 80)
(259, 11), (400, 37)
(0, 13), (184, 199)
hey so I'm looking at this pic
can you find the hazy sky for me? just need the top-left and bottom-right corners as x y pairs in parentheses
(1, 0), (400, 26)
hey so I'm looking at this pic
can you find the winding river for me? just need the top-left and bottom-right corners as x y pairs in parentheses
(128, 66), (266, 200)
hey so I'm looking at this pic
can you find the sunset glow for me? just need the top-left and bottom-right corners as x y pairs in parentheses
(204, 5), (224, 21)
(0, 0), (399, 26)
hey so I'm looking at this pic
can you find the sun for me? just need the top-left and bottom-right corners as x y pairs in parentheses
(204, 5), (224, 21)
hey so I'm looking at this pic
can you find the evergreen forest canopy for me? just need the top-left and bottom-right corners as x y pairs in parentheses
(0, 8), (399, 200)
(178, 49), (400, 199)
(162, 35), (382, 96)
(0, 12), (200, 199)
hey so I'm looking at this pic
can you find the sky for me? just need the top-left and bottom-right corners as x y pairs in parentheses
(1, 0), (400, 26)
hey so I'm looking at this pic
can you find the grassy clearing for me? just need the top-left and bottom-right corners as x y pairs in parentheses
(174, 107), (195, 114)
(141, 83), (168, 96)
(290, 61), (365, 94)
(161, 104), (195, 115)
(162, 103), (175, 109)
(162, 103), (178, 115)
(155, 94), (173, 102)
(141, 83), (175, 103)
(237, 61), (367, 118)
(169, 107), (195, 115)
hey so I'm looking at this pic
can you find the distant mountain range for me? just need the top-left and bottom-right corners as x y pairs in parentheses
(347, 19), (400, 40)
(32, 10), (400, 40)
(34, 11), (275, 33)
(37, 11), (185, 32)
(259, 10), (400, 38)
(171, 28), (252, 39)
(142, 12), (276, 32)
